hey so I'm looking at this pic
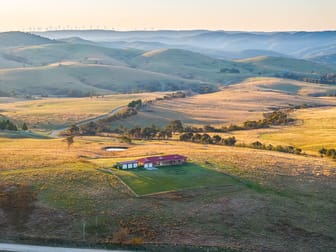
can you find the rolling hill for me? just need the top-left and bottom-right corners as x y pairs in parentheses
(237, 56), (336, 74)
(309, 54), (336, 66)
(112, 77), (336, 128)
(0, 31), (57, 48)
(0, 63), (212, 95)
(4, 43), (141, 67)
(0, 31), (335, 96)
(130, 48), (254, 83)
(37, 30), (336, 59)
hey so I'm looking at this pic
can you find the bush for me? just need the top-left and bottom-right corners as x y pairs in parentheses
(0, 119), (18, 131)
(222, 136), (236, 146)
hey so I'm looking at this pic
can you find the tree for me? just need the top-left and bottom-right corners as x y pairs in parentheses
(201, 134), (212, 144)
(166, 120), (184, 133)
(165, 130), (173, 139)
(223, 136), (236, 146)
(68, 124), (80, 135)
(192, 133), (202, 142)
(128, 99), (142, 109)
(157, 131), (166, 140)
(141, 126), (157, 140)
(251, 141), (263, 149)
(0, 119), (17, 131)
(319, 148), (327, 156)
(22, 123), (28, 131)
(65, 136), (75, 149)
(204, 125), (216, 132)
(179, 132), (193, 141)
(212, 135), (222, 144)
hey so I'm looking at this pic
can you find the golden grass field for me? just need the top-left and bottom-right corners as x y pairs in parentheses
(0, 92), (165, 130)
(202, 106), (336, 156)
(262, 107), (336, 152)
(116, 77), (336, 128)
(1, 78), (336, 250)
(0, 136), (335, 250)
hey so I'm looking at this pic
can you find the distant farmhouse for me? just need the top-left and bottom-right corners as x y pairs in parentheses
(116, 154), (187, 170)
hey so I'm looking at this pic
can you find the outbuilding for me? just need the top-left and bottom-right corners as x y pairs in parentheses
(137, 154), (187, 168)
(116, 160), (138, 170)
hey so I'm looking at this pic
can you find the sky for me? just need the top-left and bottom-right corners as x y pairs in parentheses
(0, 0), (335, 32)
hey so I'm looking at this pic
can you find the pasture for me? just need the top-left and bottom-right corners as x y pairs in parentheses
(262, 106), (336, 152)
(114, 77), (336, 128)
(0, 136), (335, 250)
(0, 92), (164, 130)
(112, 163), (237, 196)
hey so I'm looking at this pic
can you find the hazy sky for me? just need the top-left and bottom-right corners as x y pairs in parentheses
(1, 0), (335, 31)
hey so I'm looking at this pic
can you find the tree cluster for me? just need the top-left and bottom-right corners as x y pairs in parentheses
(220, 68), (240, 74)
(319, 148), (336, 159)
(185, 111), (294, 134)
(156, 92), (186, 101)
(240, 141), (302, 155)
(179, 132), (236, 146)
(275, 72), (336, 85)
(127, 99), (142, 109)
(127, 125), (172, 140)
(76, 108), (138, 135)
(0, 119), (18, 131)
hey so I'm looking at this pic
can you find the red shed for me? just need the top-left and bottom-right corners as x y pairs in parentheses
(137, 154), (187, 168)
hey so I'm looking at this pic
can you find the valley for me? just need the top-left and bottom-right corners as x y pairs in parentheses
(1, 29), (336, 251)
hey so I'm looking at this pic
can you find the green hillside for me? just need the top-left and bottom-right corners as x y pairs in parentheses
(6, 43), (143, 66)
(0, 32), (335, 97)
(310, 54), (336, 66)
(0, 32), (56, 48)
(131, 49), (336, 85)
(0, 63), (213, 95)
(131, 48), (254, 83)
(237, 56), (336, 74)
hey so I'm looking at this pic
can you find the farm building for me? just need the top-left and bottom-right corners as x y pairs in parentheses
(137, 154), (187, 168)
(115, 154), (187, 169)
(116, 160), (138, 170)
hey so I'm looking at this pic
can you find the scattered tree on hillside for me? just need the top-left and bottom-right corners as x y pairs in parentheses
(166, 120), (184, 133)
(22, 123), (28, 131)
(212, 135), (222, 144)
(201, 133), (212, 144)
(0, 119), (18, 131)
(319, 147), (336, 159)
(222, 136), (236, 146)
(65, 136), (75, 149)
(128, 99), (142, 109)
(68, 124), (80, 135)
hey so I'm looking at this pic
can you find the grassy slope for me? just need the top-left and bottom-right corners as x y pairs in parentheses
(0, 131), (49, 139)
(0, 138), (335, 250)
(114, 77), (336, 128)
(131, 49), (254, 83)
(310, 54), (336, 66)
(0, 32), (56, 48)
(237, 56), (336, 74)
(0, 37), (335, 96)
(262, 107), (336, 152)
(0, 63), (210, 95)
(112, 163), (235, 195)
(7, 43), (142, 66)
(131, 50), (336, 84)
(0, 93), (165, 130)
